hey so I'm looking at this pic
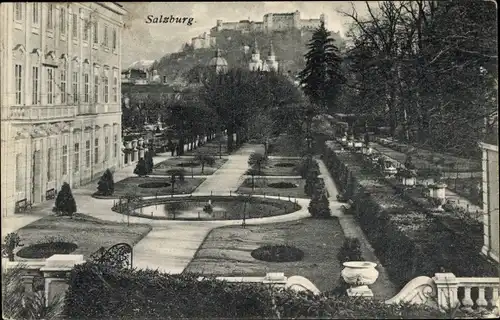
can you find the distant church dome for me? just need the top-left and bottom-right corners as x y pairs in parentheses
(208, 48), (228, 74)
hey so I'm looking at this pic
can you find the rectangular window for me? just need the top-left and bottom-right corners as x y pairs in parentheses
(94, 75), (99, 103)
(112, 29), (117, 49)
(47, 4), (54, 29)
(47, 68), (54, 104)
(93, 21), (98, 44)
(72, 71), (78, 103)
(32, 66), (39, 105)
(15, 64), (22, 105)
(84, 73), (89, 103)
(32, 3), (39, 25)
(105, 136), (109, 161)
(83, 18), (89, 41)
(60, 7), (66, 35)
(74, 143), (80, 173)
(103, 75), (109, 103)
(72, 13), (78, 38)
(113, 134), (118, 158)
(47, 147), (53, 181)
(15, 3), (23, 21)
(104, 25), (108, 47)
(85, 140), (90, 168)
(94, 138), (99, 164)
(62, 145), (68, 175)
(113, 72), (118, 102)
(60, 69), (67, 104)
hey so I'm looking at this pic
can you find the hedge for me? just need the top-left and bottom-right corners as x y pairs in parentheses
(64, 262), (452, 319)
(323, 141), (497, 290)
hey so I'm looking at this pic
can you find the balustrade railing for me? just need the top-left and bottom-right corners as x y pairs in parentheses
(10, 105), (77, 121)
(456, 277), (499, 311)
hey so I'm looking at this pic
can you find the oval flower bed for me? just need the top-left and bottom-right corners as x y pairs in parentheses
(251, 244), (304, 262)
(267, 182), (298, 189)
(17, 242), (78, 259)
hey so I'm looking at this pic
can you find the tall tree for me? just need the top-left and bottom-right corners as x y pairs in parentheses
(299, 21), (345, 114)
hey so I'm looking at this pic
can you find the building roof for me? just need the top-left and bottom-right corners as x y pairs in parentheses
(208, 49), (228, 67)
(125, 60), (156, 72)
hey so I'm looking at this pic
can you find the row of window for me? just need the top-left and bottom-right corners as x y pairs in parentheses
(14, 3), (118, 50)
(16, 134), (119, 191)
(14, 64), (119, 106)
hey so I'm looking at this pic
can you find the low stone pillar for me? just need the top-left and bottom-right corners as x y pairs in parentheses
(433, 273), (459, 311)
(4, 261), (45, 294)
(40, 254), (85, 307)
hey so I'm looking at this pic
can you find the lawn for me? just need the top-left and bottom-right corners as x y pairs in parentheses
(184, 218), (345, 292)
(152, 157), (227, 176)
(94, 176), (205, 198)
(237, 177), (312, 199)
(13, 214), (152, 261)
(247, 158), (302, 176)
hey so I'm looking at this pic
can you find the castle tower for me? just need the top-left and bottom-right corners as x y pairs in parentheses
(249, 39), (263, 71)
(266, 40), (278, 72)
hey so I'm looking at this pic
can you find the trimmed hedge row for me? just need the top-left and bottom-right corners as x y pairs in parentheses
(64, 262), (450, 319)
(323, 141), (497, 290)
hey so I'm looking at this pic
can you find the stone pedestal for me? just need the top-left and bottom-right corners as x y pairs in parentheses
(347, 285), (374, 298)
(40, 255), (84, 307)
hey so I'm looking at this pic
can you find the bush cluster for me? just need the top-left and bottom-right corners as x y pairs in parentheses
(97, 169), (114, 196)
(337, 237), (363, 264)
(65, 262), (450, 319)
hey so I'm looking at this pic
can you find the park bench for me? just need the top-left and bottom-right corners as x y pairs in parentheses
(15, 199), (32, 213)
(46, 188), (56, 200)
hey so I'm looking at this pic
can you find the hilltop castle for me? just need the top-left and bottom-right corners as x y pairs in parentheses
(192, 10), (326, 49)
(212, 10), (326, 33)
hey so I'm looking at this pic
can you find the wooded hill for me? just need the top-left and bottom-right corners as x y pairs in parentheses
(155, 29), (345, 83)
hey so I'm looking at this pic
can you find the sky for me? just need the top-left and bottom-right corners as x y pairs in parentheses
(119, 1), (371, 68)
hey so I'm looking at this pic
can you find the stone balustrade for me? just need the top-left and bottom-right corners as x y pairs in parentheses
(385, 272), (499, 314)
(10, 105), (77, 121)
(5, 254), (498, 316)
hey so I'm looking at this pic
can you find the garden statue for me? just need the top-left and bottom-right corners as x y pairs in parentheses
(203, 200), (213, 214)
(2, 233), (23, 261)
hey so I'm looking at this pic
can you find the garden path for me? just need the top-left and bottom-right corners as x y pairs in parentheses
(371, 142), (483, 213)
(316, 158), (398, 300)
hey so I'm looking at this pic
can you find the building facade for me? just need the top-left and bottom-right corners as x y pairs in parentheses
(211, 11), (325, 34)
(121, 60), (160, 85)
(1, 2), (126, 216)
(248, 40), (278, 72)
(480, 114), (499, 263)
(191, 32), (216, 50)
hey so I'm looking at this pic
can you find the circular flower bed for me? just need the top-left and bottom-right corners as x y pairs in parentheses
(138, 182), (171, 188)
(274, 163), (296, 168)
(267, 182), (297, 189)
(16, 242), (78, 259)
(251, 244), (304, 262)
(177, 162), (200, 168)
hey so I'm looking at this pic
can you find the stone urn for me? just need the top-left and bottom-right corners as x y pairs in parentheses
(131, 139), (138, 149)
(138, 137), (144, 148)
(428, 182), (447, 212)
(341, 261), (379, 297)
(125, 141), (132, 149)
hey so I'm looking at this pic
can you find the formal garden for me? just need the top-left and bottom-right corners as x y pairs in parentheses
(111, 195), (301, 221)
(152, 156), (227, 176)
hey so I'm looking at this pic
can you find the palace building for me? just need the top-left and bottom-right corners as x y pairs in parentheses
(1, 2), (127, 216)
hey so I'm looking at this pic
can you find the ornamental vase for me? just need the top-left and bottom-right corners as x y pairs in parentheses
(341, 261), (379, 287)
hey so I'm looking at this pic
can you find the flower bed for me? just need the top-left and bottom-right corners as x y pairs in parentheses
(324, 141), (498, 289)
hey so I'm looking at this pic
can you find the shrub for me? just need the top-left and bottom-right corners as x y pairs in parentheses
(2, 232), (23, 261)
(404, 155), (416, 170)
(304, 167), (320, 197)
(53, 182), (77, 218)
(308, 183), (331, 218)
(337, 237), (363, 264)
(296, 155), (319, 178)
(97, 169), (114, 196)
(133, 158), (148, 177)
(145, 151), (154, 174)
(64, 262), (453, 319)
